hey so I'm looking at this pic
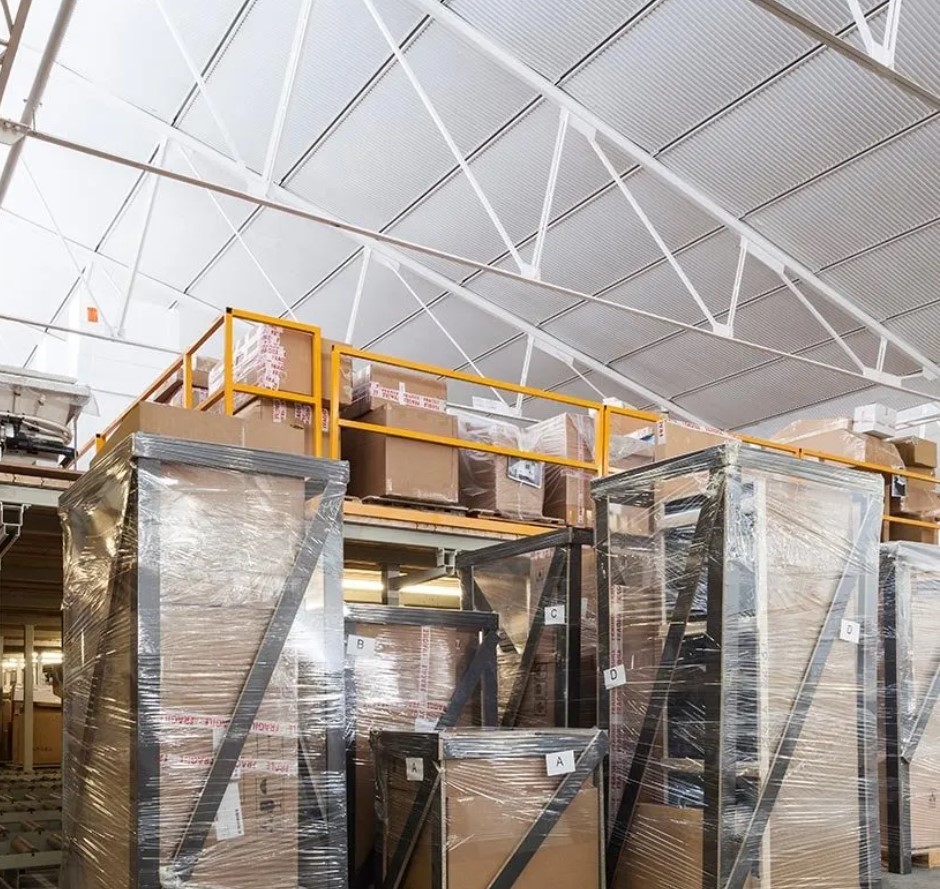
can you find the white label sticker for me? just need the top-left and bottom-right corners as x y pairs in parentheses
(213, 782), (244, 841)
(406, 758), (425, 782)
(545, 750), (576, 777)
(840, 619), (861, 645)
(346, 634), (377, 658)
(604, 665), (627, 689)
(544, 605), (566, 626)
(414, 717), (437, 733)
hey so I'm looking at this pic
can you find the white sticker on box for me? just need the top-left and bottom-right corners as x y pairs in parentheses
(406, 758), (425, 782)
(545, 750), (576, 777)
(346, 634), (377, 658)
(213, 782), (244, 841)
(414, 717), (437, 733)
(840, 620), (861, 645)
(544, 605), (566, 626)
(604, 665), (627, 689)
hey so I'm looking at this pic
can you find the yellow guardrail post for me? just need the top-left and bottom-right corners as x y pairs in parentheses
(223, 309), (235, 416)
(330, 346), (342, 460)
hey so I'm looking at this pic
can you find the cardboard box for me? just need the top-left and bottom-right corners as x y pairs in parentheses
(529, 414), (596, 527)
(774, 418), (904, 469)
(890, 476), (940, 520)
(347, 364), (447, 417)
(891, 436), (938, 470)
(236, 397), (330, 458)
(95, 403), (306, 463)
(153, 356), (219, 406)
(853, 403), (897, 439)
(209, 326), (353, 409)
(12, 701), (61, 766)
(343, 404), (458, 503)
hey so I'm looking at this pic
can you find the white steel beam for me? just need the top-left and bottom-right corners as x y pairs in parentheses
(0, 0), (31, 107)
(727, 240), (748, 335)
(0, 0), (76, 205)
(361, 0), (528, 274)
(845, 0), (877, 55)
(9, 116), (940, 412)
(0, 0), (13, 34)
(0, 309), (179, 354)
(882, 0), (904, 67)
(117, 138), (167, 336)
(747, 0), (940, 109)
(261, 0), (315, 192)
(531, 109), (568, 277)
(406, 0), (940, 380)
(346, 248), (371, 343)
(515, 334), (534, 413)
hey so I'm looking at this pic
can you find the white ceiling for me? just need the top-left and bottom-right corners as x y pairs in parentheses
(0, 0), (939, 443)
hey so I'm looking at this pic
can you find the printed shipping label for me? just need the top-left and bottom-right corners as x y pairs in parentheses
(545, 750), (576, 777)
(507, 458), (543, 488)
(214, 782), (245, 841)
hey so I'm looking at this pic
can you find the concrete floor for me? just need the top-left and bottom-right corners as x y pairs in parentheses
(884, 869), (940, 887)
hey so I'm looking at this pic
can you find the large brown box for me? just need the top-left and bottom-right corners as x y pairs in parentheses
(774, 417), (903, 468)
(153, 356), (219, 405)
(373, 728), (606, 889)
(347, 364), (447, 417)
(343, 404), (458, 503)
(96, 402), (306, 463)
(892, 436), (938, 470)
(529, 413), (596, 527)
(60, 434), (348, 889)
(235, 397), (330, 458)
(12, 701), (62, 766)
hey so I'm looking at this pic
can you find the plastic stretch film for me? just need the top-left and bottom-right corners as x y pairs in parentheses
(879, 542), (940, 874)
(371, 728), (607, 889)
(457, 530), (596, 729)
(343, 607), (499, 887)
(456, 414), (543, 521)
(592, 442), (883, 889)
(58, 433), (349, 889)
(527, 414), (596, 527)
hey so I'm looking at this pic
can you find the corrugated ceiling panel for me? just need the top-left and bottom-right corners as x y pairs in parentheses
(537, 168), (716, 296)
(450, 0), (650, 82)
(564, 0), (815, 152)
(783, 0), (880, 28)
(371, 295), (517, 366)
(462, 265), (579, 325)
(179, 0), (303, 172)
(273, 0), (424, 181)
(894, 0), (940, 93)
(663, 47), (928, 215)
(885, 301), (940, 361)
(541, 303), (676, 363)
(819, 220), (940, 321)
(57, 0), (245, 120)
(223, 208), (356, 308)
(538, 372), (651, 415)
(287, 21), (533, 230)
(749, 116), (940, 269)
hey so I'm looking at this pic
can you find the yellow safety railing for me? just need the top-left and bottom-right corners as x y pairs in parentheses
(328, 344), (613, 474)
(73, 306), (940, 539)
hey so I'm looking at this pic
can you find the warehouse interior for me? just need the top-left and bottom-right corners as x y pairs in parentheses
(0, 0), (938, 887)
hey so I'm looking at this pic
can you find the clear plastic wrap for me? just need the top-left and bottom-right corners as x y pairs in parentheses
(527, 413), (596, 527)
(593, 442), (883, 889)
(456, 415), (543, 520)
(457, 530), (596, 729)
(879, 542), (940, 873)
(342, 606), (499, 886)
(774, 417), (904, 468)
(371, 727), (607, 889)
(59, 433), (349, 889)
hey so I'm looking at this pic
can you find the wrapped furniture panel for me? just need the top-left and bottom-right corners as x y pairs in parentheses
(593, 443), (882, 889)
(372, 728), (606, 889)
(59, 434), (348, 889)
(457, 529), (594, 729)
(880, 542), (940, 873)
(343, 606), (499, 888)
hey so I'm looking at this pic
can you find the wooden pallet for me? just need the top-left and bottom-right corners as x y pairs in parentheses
(467, 508), (565, 527)
(358, 495), (468, 515)
(913, 848), (940, 869)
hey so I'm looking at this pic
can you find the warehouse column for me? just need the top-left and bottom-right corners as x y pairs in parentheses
(23, 624), (33, 772)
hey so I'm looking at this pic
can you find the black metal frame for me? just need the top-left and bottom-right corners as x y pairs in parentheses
(372, 728), (607, 889)
(60, 433), (349, 889)
(881, 542), (940, 875)
(456, 528), (593, 729)
(593, 443), (883, 889)
(343, 606), (500, 889)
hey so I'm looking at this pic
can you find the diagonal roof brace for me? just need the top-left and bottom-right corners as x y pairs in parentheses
(404, 0), (940, 382)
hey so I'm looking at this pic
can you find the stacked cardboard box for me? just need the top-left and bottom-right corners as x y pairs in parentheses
(529, 413), (595, 526)
(153, 356), (219, 408)
(457, 414), (543, 520)
(343, 365), (458, 504)
(12, 700), (62, 766)
(887, 436), (940, 543)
